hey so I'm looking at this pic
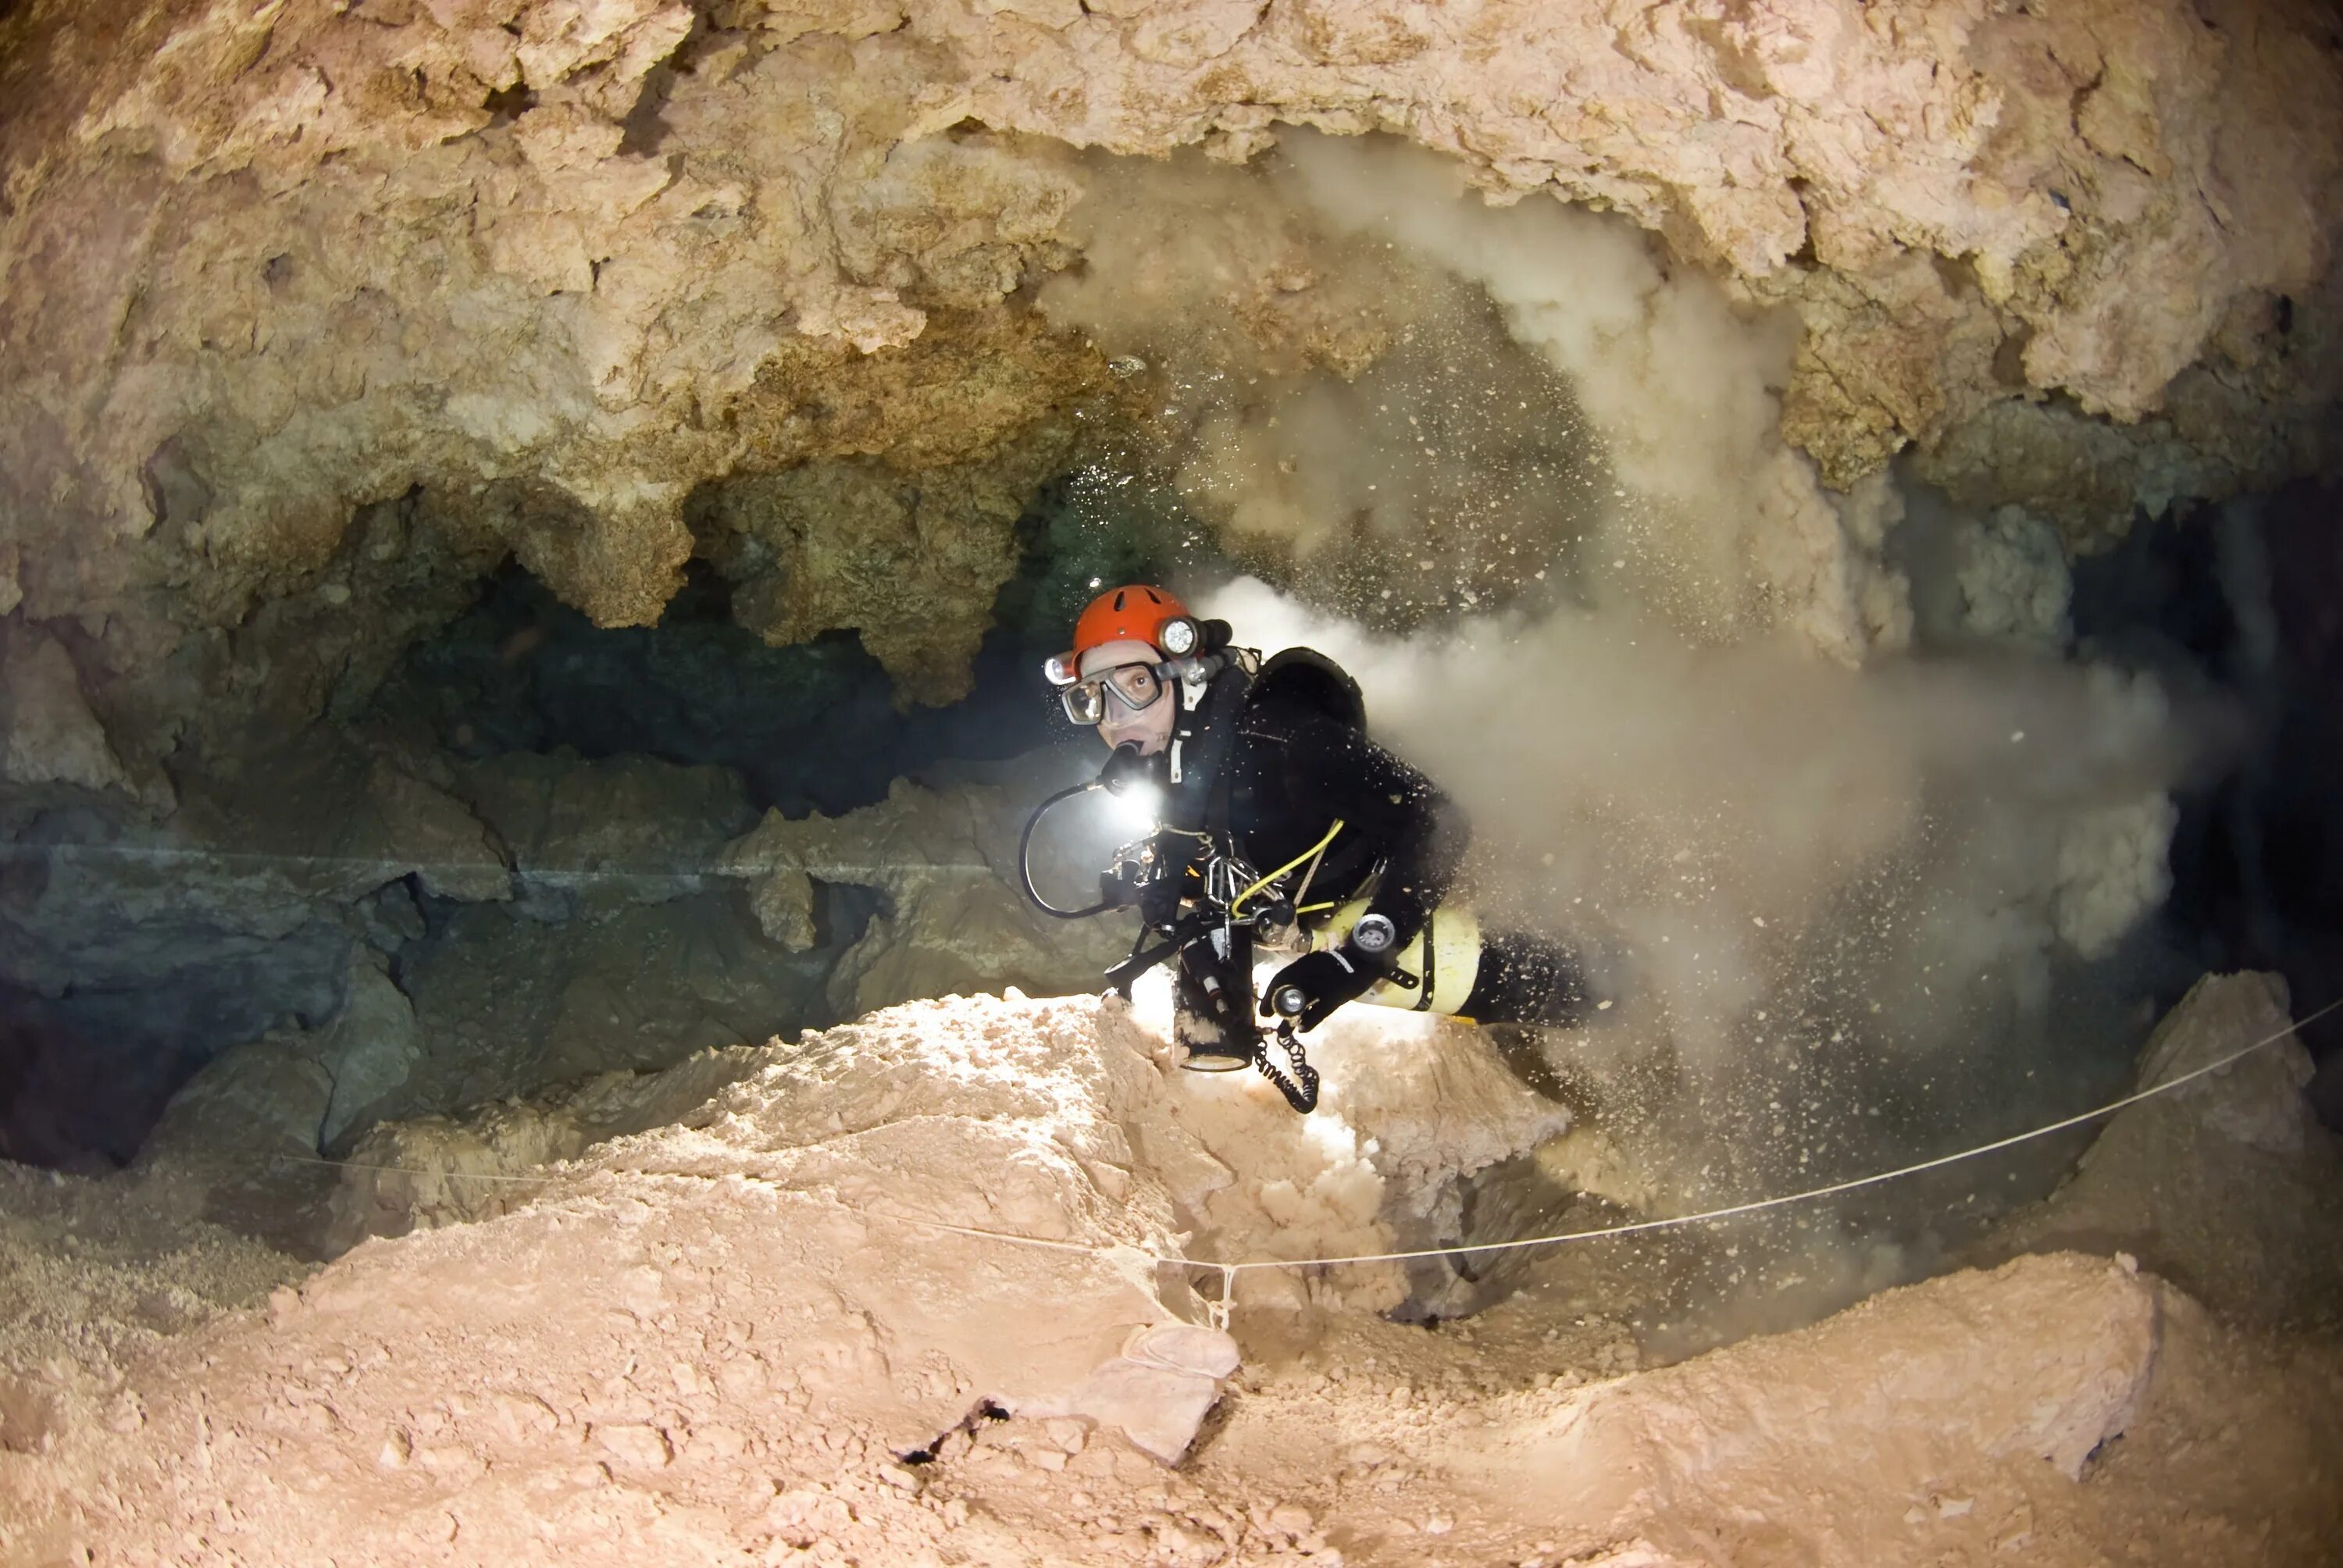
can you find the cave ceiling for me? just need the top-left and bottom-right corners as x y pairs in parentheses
(0, 0), (2338, 775)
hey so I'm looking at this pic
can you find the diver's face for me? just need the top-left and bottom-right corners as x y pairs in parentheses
(1080, 640), (1177, 757)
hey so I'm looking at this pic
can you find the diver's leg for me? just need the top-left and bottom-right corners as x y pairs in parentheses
(1460, 929), (1612, 1028)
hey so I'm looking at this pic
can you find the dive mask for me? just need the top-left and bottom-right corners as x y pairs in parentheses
(1060, 661), (1166, 726)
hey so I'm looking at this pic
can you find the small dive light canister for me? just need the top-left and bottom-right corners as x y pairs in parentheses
(1157, 615), (1200, 656)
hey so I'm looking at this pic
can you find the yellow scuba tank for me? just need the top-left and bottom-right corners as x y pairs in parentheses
(1314, 899), (1482, 1016)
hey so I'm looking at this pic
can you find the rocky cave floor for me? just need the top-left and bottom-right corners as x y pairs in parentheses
(2, 974), (2341, 1567)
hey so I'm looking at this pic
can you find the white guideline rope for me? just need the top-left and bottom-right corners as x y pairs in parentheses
(1212, 993), (2341, 1274)
(262, 997), (2339, 1281)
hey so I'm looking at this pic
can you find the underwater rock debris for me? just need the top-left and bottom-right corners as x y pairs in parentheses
(2, 992), (2338, 1564)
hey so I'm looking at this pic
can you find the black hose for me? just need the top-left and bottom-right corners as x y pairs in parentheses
(1020, 782), (1121, 920)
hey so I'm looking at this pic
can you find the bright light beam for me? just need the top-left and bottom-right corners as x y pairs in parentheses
(1109, 781), (1163, 833)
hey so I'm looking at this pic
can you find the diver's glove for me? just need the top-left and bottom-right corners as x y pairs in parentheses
(1259, 946), (1382, 1032)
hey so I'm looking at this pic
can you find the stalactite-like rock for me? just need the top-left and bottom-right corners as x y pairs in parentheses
(3, 0), (2336, 732)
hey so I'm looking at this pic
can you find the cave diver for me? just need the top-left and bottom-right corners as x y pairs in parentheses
(1020, 583), (1609, 1113)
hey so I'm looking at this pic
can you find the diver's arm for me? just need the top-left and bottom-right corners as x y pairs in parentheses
(1357, 754), (1468, 951)
(1284, 712), (1470, 951)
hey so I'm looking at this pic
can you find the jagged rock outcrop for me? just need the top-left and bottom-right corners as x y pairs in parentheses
(1988, 971), (2343, 1327)
(3, 0), (2338, 763)
(722, 759), (1135, 1017)
(0, 625), (152, 804)
(319, 989), (1572, 1306)
(0, 734), (517, 1164)
(102, 754), (1128, 1224)
(6, 991), (2339, 1565)
(454, 749), (759, 911)
(0, 743), (508, 1007)
(685, 428), (1079, 705)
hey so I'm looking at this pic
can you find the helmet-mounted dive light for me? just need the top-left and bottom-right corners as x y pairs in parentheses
(1042, 653), (1079, 688)
(1157, 615), (1200, 657)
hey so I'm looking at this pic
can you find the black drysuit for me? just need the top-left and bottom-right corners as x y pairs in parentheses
(1174, 690), (1596, 1044)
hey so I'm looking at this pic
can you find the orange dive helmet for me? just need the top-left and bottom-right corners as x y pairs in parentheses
(1043, 585), (1198, 686)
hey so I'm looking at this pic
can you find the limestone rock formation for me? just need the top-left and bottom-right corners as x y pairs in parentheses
(1486, 1254), (2159, 1538)
(3, 0), (2338, 761)
(71, 746), (827, 1205)
(1059, 1323), (1246, 1466)
(1990, 971), (2343, 1326)
(319, 989), (1571, 1313)
(323, 1041), (778, 1255)
(128, 954), (430, 1250)
(0, 625), (144, 802)
(315, 961), (432, 1149)
(130, 1034), (341, 1248)
(686, 430), (1077, 704)
(721, 761), (1136, 1017)
(0, 745), (505, 1007)
(0, 734), (522, 1165)
(455, 749), (758, 911)
(4, 991), (2338, 1563)
(7, 2), (2317, 1159)
(18, 731), (1139, 1183)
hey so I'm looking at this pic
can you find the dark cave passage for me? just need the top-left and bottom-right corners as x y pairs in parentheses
(0, 465), (1221, 1174)
(2073, 479), (2343, 1124)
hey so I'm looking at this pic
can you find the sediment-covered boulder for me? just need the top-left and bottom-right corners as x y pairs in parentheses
(7, 989), (1571, 1559)
(1989, 971), (2343, 1326)
(7, 992), (2335, 1566)
(323, 989), (1571, 1311)
(721, 762), (1136, 1016)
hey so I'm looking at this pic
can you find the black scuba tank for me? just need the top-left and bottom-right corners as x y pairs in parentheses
(1243, 647), (1366, 735)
